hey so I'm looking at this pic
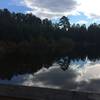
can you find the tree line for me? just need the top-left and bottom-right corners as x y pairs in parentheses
(0, 8), (100, 78)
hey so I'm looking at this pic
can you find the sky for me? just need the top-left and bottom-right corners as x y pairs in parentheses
(0, 0), (100, 25)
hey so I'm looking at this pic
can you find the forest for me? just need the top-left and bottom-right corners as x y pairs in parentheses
(0, 8), (100, 78)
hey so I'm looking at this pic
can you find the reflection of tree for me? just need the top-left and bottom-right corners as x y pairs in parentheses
(57, 57), (70, 71)
(0, 8), (100, 78)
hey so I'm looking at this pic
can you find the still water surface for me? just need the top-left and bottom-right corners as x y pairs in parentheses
(1, 57), (100, 92)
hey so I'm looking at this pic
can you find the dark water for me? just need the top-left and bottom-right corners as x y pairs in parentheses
(0, 44), (100, 79)
(0, 45), (100, 93)
(1, 57), (100, 93)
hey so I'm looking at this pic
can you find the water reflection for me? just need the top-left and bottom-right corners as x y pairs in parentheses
(57, 57), (70, 71)
(1, 58), (100, 92)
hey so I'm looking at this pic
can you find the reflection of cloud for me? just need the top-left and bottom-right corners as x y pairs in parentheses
(1, 59), (100, 92)
(33, 65), (79, 89)
(77, 79), (100, 92)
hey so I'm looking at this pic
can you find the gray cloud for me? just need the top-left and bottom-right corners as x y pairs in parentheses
(22, 0), (78, 18)
(90, 13), (100, 19)
(32, 0), (77, 12)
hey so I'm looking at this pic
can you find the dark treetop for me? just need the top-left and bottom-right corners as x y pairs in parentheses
(0, 8), (100, 78)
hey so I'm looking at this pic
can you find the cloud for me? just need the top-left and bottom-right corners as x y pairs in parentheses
(2, 0), (100, 20)
(77, 0), (100, 19)
(20, 0), (78, 18)
(76, 20), (88, 25)
(20, 0), (100, 19)
(90, 14), (100, 19)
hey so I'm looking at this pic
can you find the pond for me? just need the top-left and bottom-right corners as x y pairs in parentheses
(1, 57), (100, 93)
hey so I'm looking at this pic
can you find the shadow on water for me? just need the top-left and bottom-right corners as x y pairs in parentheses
(0, 43), (100, 79)
(0, 44), (100, 79)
